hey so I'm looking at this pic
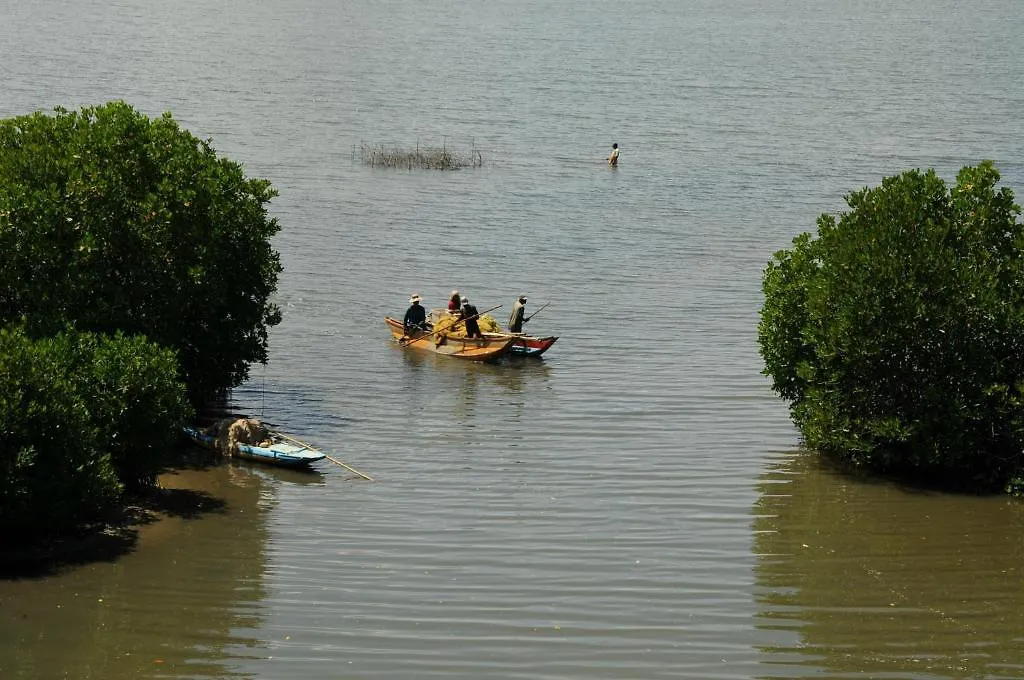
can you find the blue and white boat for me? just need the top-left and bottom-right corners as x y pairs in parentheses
(184, 427), (326, 469)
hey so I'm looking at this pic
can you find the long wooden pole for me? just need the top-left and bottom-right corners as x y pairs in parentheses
(270, 430), (373, 481)
(324, 454), (373, 481)
(524, 301), (550, 323)
(401, 304), (503, 346)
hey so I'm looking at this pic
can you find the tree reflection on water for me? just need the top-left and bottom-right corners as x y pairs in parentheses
(0, 465), (271, 679)
(753, 451), (1024, 678)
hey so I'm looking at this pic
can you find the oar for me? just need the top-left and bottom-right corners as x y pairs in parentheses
(400, 304), (503, 346)
(524, 302), (550, 323)
(269, 430), (373, 481)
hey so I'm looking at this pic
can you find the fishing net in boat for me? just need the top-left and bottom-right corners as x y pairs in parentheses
(429, 310), (502, 338)
(209, 418), (269, 455)
(480, 315), (502, 333)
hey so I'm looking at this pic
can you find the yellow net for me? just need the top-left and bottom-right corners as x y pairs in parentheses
(478, 314), (502, 333)
(430, 311), (503, 338)
(210, 418), (269, 456)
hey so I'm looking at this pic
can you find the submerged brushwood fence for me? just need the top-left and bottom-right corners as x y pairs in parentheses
(356, 140), (483, 170)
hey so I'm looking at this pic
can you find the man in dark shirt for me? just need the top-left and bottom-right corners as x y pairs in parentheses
(460, 296), (483, 338)
(403, 294), (428, 334)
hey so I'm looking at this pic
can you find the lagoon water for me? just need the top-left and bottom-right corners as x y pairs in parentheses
(3, 0), (1024, 677)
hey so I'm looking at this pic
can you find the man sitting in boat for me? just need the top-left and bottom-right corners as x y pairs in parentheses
(403, 294), (430, 335)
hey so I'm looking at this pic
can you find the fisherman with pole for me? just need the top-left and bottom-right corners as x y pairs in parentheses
(508, 295), (529, 333)
(403, 293), (429, 335)
(460, 296), (484, 339)
(509, 295), (551, 334)
(400, 301), (503, 347)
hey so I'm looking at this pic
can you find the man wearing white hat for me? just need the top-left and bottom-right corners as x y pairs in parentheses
(403, 294), (428, 335)
(460, 296), (483, 339)
(508, 295), (528, 333)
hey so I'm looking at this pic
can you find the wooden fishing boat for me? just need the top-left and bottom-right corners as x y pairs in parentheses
(420, 309), (557, 358)
(183, 427), (326, 469)
(385, 317), (513, 361)
(427, 309), (556, 358)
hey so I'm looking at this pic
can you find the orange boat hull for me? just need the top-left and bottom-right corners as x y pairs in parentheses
(385, 317), (512, 361)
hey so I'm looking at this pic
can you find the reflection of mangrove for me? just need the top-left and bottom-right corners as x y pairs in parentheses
(753, 451), (1024, 677)
(0, 484), (226, 579)
(0, 466), (269, 679)
(356, 140), (483, 170)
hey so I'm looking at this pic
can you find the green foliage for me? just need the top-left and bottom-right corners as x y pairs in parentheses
(759, 162), (1024, 491)
(76, 331), (195, 489)
(0, 101), (282, 405)
(0, 327), (192, 539)
(0, 327), (117, 539)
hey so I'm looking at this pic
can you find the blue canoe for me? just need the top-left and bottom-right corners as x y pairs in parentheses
(184, 427), (326, 469)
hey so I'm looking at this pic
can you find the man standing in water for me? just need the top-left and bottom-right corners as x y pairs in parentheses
(607, 142), (619, 166)
(508, 295), (528, 333)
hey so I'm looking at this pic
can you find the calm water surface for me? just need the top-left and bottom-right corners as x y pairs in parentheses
(2, 0), (1024, 677)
